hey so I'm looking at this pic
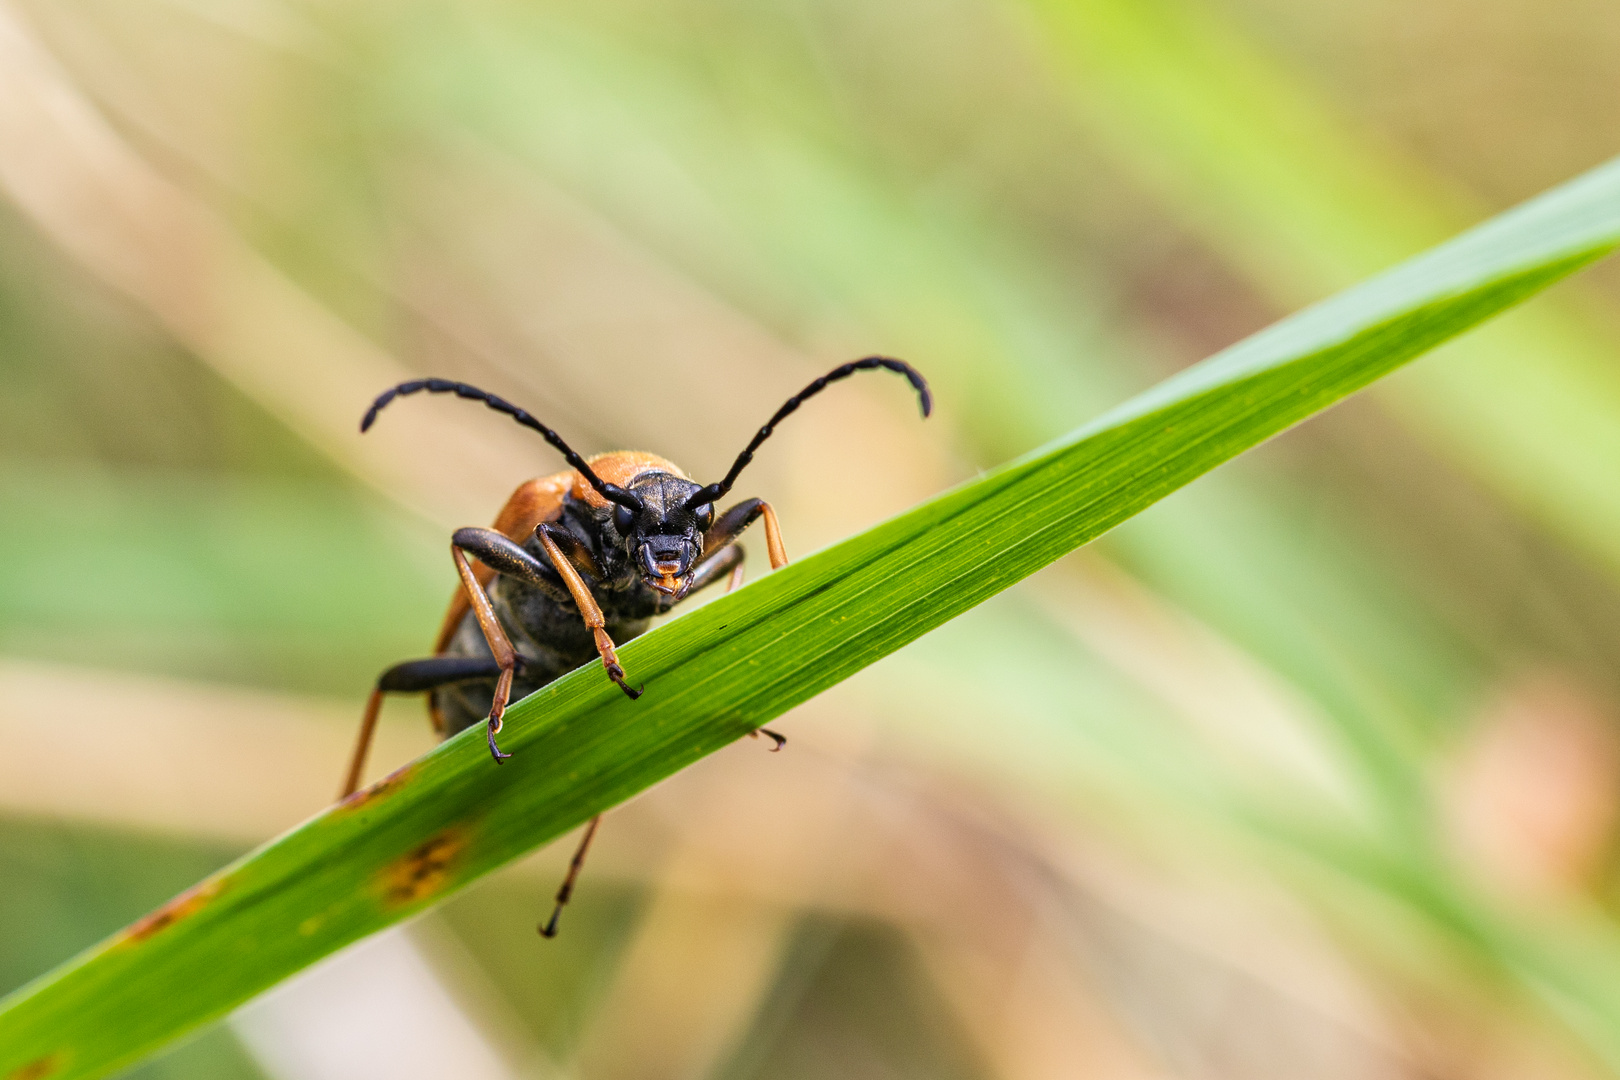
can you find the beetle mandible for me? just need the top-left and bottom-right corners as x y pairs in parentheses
(340, 356), (931, 935)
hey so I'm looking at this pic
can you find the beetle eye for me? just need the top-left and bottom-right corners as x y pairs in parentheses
(614, 504), (636, 535)
(694, 502), (714, 531)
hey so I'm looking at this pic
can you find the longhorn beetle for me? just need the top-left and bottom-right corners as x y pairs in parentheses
(341, 357), (931, 935)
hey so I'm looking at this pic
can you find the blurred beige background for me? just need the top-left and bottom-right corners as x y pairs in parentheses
(4, 0), (1620, 1078)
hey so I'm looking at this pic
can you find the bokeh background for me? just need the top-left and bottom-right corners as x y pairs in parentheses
(3, 0), (1620, 1077)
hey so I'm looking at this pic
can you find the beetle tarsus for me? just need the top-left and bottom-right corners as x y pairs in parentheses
(750, 727), (787, 751)
(605, 661), (644, 699)
(487, 720), (512, 762)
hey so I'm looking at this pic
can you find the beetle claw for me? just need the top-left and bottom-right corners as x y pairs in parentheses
(487, 720), (512, 763)
(751, 727), (786, 752)
(605, 662), (643, 699)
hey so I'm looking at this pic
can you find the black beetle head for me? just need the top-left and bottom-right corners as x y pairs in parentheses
(359, 362), (931, 602)
(611, 472), (715, 598)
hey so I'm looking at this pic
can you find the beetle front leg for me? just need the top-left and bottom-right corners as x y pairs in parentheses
(451, 545), (522, 762)
(537, 524), (643, 699)
(449, 526), (587, 760)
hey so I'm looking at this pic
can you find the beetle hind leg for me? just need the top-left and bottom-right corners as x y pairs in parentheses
(701, 498), (788, 570)
(540, 814), (602, 938)
(343, 688), (387, 800)
(749, 727), (787, 751)
(341, 654), (507, 798)
(762, 727), (786, 750)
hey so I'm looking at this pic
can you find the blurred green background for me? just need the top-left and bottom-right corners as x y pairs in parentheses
(3, 0), (1620, 1077)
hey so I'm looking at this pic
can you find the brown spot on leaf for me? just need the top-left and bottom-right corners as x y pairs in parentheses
(339, 762), (418, 811)
(9, 1052), (64, 1079)
(119, 878), (226, 946)
(380, 828), (466, 907)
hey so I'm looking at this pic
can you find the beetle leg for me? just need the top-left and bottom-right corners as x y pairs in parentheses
(451, 527), (570, 601)
(539, 814), (602, 938)
(702, 498), (788, 569)
(341, 656), (506, 797)
(537, 525), (642, 699)
(449, 525), (580, 737)
(347, 688), (386, 798)
(759, 503), (787, 569)
(447, 526), (607, 755)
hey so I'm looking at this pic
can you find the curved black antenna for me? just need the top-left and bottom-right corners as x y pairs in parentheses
(361, 379), (644, 512)
(685, 356), (931, 509)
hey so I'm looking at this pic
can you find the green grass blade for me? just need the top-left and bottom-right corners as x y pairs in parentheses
(4, 157), (1619, 1080)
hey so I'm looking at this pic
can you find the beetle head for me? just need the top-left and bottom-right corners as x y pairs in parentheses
(610, 472), (715, 598)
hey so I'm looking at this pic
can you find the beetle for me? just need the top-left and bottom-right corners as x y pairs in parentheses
(339, 356), (931, 935)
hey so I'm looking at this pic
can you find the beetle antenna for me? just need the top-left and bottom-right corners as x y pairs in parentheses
(362, 379), (644, 511)
(685, 356), (931, 509)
